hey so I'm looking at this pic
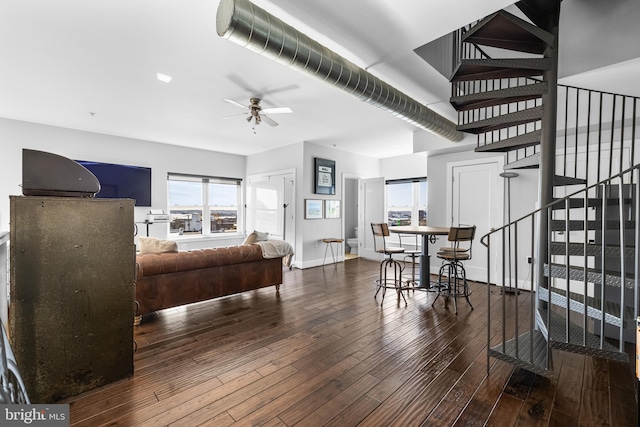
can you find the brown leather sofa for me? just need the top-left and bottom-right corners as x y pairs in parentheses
(135, 244), (283, 320)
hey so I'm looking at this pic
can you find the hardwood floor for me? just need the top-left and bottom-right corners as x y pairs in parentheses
(62, 258), (638, 426)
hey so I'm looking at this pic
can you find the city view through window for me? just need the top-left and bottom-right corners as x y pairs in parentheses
(168, 177), (239, 235)
(386, 179), (427, 226)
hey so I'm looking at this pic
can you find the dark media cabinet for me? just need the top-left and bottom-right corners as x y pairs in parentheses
(9, 196), (135, 403)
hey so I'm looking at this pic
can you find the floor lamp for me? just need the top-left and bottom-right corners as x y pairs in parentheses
(500, 171), (519, 295)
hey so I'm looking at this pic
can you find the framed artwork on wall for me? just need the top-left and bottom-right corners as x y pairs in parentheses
(314, 158), (335, 195)
(324, 200), (341, 219)
(304, 199), (323, 219)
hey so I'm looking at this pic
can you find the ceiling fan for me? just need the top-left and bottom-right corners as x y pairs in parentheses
(223, 97), (292, 127)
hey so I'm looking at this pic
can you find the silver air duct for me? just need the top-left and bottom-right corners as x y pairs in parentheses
(216, 0), (464, 142)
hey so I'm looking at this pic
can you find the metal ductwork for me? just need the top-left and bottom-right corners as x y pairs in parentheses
(216, 0), (464, 142)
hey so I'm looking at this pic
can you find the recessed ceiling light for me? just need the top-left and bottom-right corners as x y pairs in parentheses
(156, 73), (172, 83)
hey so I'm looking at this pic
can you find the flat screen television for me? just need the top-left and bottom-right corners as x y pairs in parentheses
(76, 160), (152, 206)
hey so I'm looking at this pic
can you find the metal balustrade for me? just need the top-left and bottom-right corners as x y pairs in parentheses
(449, 8), (640, 376)
(0, 320), (30, 404)
(483, 165), (639, 375)
(451, 24), (640, 188)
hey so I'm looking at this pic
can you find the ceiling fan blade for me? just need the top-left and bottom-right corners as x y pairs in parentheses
(261, 114), (279, 127)
(226, 74), (300, 98)
(224, 98), (248, 110)
(261, 107), (292, 114)
(220, 112), (248, 119)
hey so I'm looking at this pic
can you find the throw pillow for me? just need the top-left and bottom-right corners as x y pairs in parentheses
(138, 236), (178, 255)
(242, 232), (258, 245)
(254, 230), (269, 241)
(241, 230), (269, 245)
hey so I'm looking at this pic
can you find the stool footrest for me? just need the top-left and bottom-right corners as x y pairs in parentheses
(374, 279), (411, 289)
(374, 257), (408, 305)
(432, 260), (473, 314)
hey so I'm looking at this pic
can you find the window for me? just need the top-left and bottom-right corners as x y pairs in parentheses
(168, 173), (242, 236)
(386, 177), (427, 227)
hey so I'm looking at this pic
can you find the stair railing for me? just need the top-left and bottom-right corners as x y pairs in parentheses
(451, 22), (486, 79)
(451, 35), (640, 187)
(484, 163), (639, 375)
(556, 85), (640, 188)
(0, 320), (30, 404)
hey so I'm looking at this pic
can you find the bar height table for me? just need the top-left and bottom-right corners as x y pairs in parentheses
(389, 225), (450, 289)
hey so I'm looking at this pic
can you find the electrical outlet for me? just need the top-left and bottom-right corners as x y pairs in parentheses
(527, 256), (532, 264)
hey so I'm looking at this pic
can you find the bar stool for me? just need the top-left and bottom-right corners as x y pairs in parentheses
(432, 225), (476, 314)
(322, 237), (344, 267)
(371, 223), (407, 305)
(398, 233), (421, 287)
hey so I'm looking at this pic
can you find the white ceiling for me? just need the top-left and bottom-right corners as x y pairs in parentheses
(1, 0), (637, 159)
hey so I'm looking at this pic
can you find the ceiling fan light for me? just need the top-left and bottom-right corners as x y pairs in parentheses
(156, 73), (172, 83)
(224, 97), (287, 128)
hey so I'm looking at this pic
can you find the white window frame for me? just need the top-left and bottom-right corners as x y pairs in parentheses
(385, 177), (427, 243)
(167, 173), (243, 238)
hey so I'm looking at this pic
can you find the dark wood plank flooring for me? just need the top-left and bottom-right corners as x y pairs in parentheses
(61, 258), (638, 426)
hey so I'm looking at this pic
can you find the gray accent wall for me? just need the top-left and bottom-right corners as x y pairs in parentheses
(559, 0), (640, 78)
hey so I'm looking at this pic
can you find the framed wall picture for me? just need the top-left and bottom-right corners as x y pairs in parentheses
(304, 199), (323, 219)
(324, 200), (341, 219)
(314, 158), (335, 195)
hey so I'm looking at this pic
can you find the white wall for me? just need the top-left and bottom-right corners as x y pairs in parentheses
(246, 142), (303, 176)
(427, 149), (540, 227)
(1, 117), (543, 272)
(0, 120), (383, 269)
(380, 152), (428, 180)
(413, 128), (477, 154)
(248, 140), (380, 267)
(0, 118), (247, 248)
(299, 142), (379, 267)
(427, 149), (540, 286)
(559, 0), (640, 78)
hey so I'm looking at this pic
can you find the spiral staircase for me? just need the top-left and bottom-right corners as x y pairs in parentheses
(447, 0), (639, 377)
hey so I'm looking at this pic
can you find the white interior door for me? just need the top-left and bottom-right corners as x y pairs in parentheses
(358, 177), (385, 260)
(447, 159), (504, 282)
(246, 170), (295, 248)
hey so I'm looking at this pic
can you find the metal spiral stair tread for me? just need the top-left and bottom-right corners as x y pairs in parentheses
(537, 286), (635, 328)
(452, 58), (552, 81)
(488, 330), (551, 378)
(475, 129), (542, 152)
(550, 219), (632, 232)
(457, 105), (543, 133)
(544, 263), (635, 289)
(538, 308), (629, 363)
(462, 9), (554, 54)
(451, 82), (547, 111)
(549, 241), (635, 258)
